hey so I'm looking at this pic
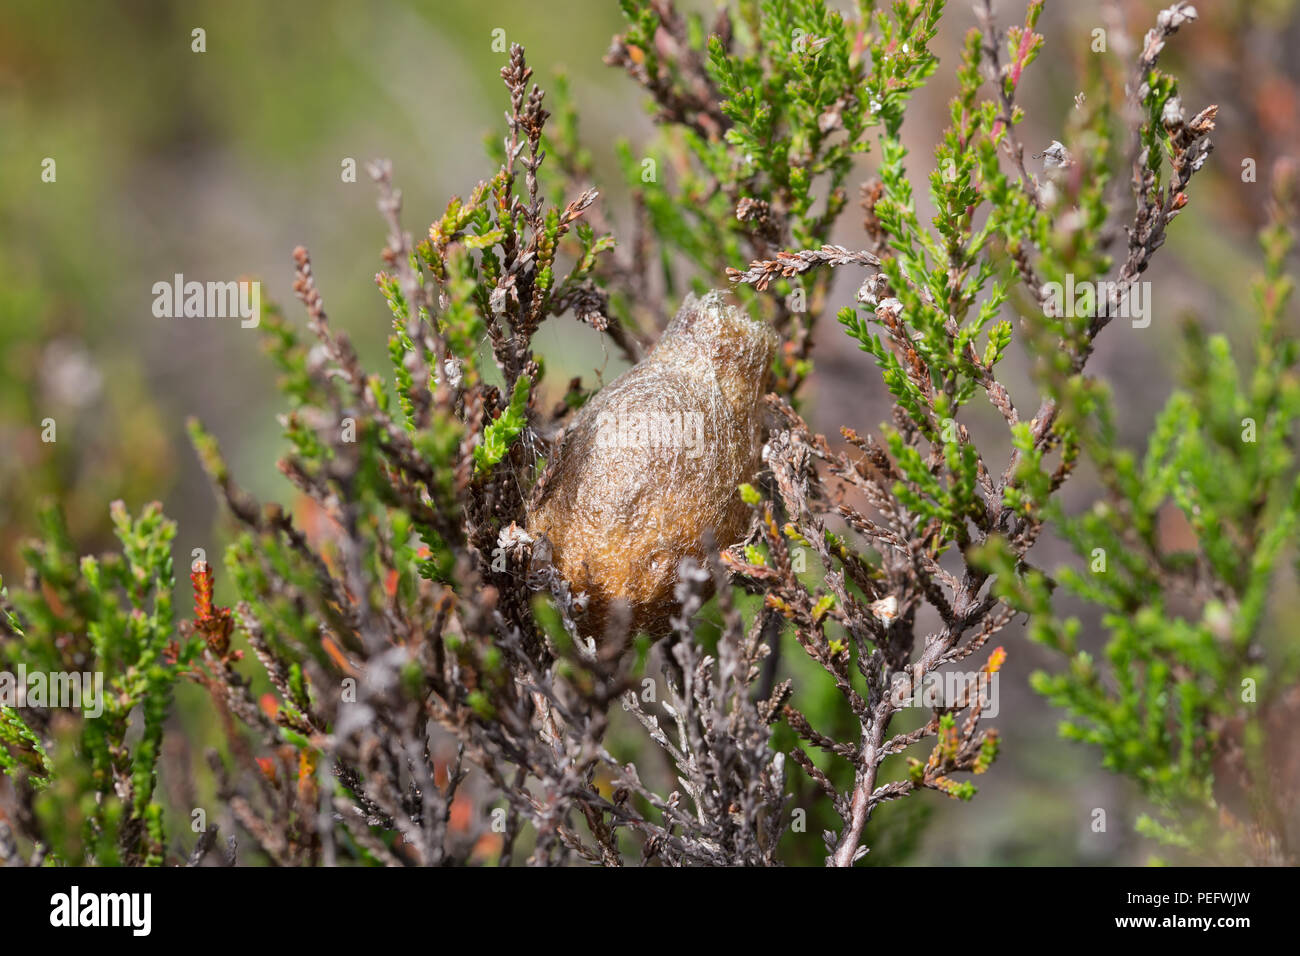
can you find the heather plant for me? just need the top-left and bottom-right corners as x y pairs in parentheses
(0, 0), (1294, 869)
(985, 164), (1300, 865)
(1, 502), (194, 865)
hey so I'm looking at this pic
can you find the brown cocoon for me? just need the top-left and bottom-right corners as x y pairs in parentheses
(528, 291), (778, 640)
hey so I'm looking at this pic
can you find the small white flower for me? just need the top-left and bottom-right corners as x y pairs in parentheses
(1040, 140), (1072, 169)
(1161, 95), (1184, 128)
(875, 297), (903, 322)
(856, 273), (888, 307)
(870, 595), (899, 624)
(40, 340), (102, 409)
(306, 343), (330, 374)
(497, 521), (533, 551)
(443, 358), (463, 389)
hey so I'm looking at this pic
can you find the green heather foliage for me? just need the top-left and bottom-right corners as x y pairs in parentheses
(982, 171), (1300, 864)
(0, 0), (1294, 866)
(1, 502), (195, 865)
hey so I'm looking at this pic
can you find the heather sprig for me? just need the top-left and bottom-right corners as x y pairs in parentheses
(725, 0), (1219, 866)
(992, 163), (1300, 864)
(0, 501), (196, 865)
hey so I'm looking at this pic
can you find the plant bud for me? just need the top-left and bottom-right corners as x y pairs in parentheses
(528, 291), (778, 640)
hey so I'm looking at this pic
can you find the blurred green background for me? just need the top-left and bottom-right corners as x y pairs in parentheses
(2, 0), (1297, 864)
